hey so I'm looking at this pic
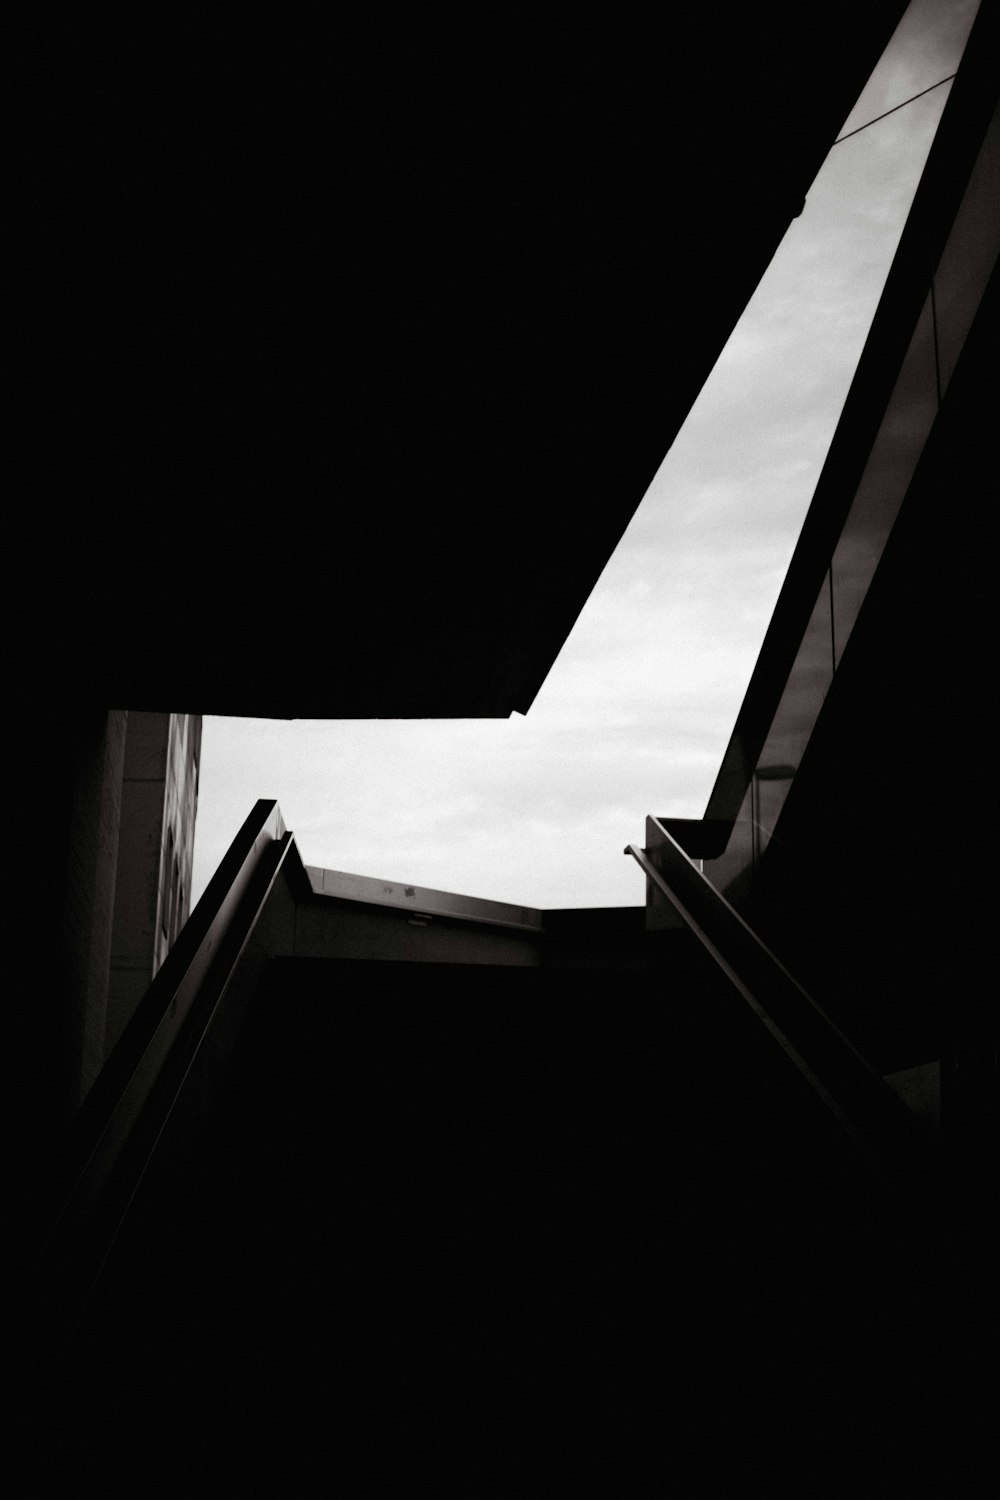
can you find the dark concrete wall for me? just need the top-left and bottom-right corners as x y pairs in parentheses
(293, 894), (542, 968)
(17, 705), (127, 1176)
(60, 709), (128, 1107)
(541, 908), (647, 970)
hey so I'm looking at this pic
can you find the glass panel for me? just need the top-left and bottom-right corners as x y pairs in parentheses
(701, 99), (997, 911)
(754, 767), (795, 867)
(831, 293), (938, 669)
(706, 781), (754, 906)
(933, 106), (1000, 396)
(703, 576), (833, 903)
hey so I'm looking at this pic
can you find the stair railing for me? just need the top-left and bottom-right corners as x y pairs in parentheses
(626, 816), (926, 1194)
(26, 798), (295, 1351)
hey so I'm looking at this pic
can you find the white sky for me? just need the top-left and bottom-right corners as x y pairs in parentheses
(191, 0), (980, 913)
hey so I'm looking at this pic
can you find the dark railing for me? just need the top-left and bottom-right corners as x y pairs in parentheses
(27, 798), (294, 1350)
(626, 817), (925, 1193)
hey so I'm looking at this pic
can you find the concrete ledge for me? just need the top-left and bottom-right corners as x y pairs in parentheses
(304, 866), (543, 934)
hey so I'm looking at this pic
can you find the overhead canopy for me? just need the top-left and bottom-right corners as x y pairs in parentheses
(53, 8), (908, 716)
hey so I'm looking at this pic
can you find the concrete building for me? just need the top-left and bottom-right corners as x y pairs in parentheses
(19, 711), (200, 1125)
(15, 5), (996, 1488)
(106, 712), (202, 1055)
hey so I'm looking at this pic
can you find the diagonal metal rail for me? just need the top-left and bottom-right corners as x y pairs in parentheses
(25, 799), (295, 1354)
(626, 818), (927, 1194)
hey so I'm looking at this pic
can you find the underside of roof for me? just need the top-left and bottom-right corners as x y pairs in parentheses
(50, 8), (909, 717)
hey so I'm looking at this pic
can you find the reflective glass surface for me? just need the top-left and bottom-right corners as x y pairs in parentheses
(699, 96), (998, 910)
(933, 107), (1000, 393)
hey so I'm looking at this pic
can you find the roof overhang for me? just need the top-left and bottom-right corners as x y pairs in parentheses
(48, 9), (909, 717)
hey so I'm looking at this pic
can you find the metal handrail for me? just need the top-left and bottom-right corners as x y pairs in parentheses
(28, 798), (294, 1345)
(625, 824), (925, 1192)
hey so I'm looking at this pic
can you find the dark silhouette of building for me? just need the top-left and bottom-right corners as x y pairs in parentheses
(16, 6), (997, 1488)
